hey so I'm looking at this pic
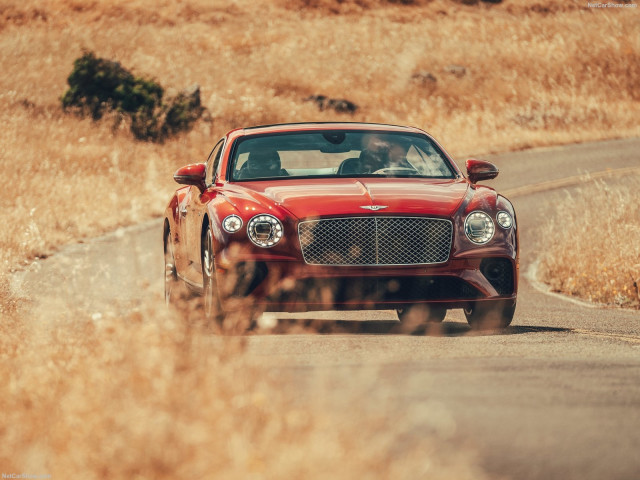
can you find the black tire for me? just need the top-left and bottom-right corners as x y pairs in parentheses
(464, 300), (516, 330)
(397, 305), (447, 324)
(202, 227), (224, 322)
(164, 227), (180, 306)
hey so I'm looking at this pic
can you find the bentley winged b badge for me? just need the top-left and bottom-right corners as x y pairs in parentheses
(360, 205), (388, 211)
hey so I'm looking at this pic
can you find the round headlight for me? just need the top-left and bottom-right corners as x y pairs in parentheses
(247, 214), (283, 248)
(496, 211), (513, 229)
(464, 211), (495, 244)
(222, 215), (243, 233)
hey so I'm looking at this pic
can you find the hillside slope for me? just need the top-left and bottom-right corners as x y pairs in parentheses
(1, 0), (638, 268)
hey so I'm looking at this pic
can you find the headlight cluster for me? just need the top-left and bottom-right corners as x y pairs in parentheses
(223, 213), (284, 248)
(464, 211), (513, 244)
(464, 211), (495, 244)
(247, 214), (283, 248)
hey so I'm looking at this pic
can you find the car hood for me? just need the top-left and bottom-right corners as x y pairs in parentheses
(230, 178), (470, 219)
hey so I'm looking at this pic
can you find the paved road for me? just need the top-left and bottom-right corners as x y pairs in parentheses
(12, 138), (640, 480)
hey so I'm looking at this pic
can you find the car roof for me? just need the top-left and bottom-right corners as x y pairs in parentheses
(226, 122), (429, 140)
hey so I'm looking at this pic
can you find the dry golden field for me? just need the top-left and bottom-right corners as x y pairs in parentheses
(1, 0), (639, 273)
(1, 0), (639, 477)
(538, 174), (640, 308)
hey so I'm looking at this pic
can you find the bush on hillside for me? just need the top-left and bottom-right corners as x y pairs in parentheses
(160, 85), (205, 138)
(61, 51), (204, 142)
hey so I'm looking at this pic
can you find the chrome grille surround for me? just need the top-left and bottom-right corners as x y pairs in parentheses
(298, 216), (453, 266)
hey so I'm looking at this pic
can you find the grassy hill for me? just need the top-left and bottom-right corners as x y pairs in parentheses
(0, 0), (638, 266)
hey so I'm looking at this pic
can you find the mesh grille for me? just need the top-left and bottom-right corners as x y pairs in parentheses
(298, 217), (452, 266)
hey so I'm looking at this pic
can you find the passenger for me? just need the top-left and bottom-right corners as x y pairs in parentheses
(240, 150), (288, 179)
(358, 149), (386, 173)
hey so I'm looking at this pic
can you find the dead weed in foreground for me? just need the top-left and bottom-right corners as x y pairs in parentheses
(538, 174), (640, 308)
(0, 287), (488, 479)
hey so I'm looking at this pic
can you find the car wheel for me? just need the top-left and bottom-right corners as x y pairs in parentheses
(397, 305), (447, 324)
(202, 227), (223, 322)
(164, 228), (179, 306)
(464, 300), (515, 330)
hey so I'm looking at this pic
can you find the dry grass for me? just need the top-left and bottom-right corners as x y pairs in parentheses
(0, 293), (491, 479)
(538, 174), (640, 308)
(1, 0), (639, 273)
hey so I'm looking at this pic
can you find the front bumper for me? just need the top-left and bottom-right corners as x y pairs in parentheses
(215, 254), (518, 312)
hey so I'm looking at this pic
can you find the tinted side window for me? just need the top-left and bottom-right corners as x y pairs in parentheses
(206, 139), (225, 185)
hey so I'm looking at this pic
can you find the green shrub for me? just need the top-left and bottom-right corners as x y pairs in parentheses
(161, 85), (205, 138)
(61, 51), (204, 142)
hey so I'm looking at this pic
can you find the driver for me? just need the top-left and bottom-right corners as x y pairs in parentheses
(386, 143), (411, 169)
(357, 134), (389, 173)
(358, 142), (411, 174)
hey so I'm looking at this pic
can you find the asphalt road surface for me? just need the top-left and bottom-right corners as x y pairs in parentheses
(12, 137), (640, 480)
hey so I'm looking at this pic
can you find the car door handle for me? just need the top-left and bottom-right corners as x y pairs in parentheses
(179, 206), (187, 217)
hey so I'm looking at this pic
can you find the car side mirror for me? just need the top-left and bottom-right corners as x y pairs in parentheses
(466, 159), (499, 184)
(174, 163), (206, 191)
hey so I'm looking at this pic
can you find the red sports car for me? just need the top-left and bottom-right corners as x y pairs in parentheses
(164, 122), (518, 329)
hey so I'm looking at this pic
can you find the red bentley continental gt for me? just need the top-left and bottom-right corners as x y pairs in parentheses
(164, 123), (518, 329)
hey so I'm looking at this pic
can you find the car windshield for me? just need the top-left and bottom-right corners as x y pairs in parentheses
(230, 130), (456, 181)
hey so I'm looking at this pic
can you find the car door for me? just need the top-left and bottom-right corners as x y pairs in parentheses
(183, 139), (226, 285)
